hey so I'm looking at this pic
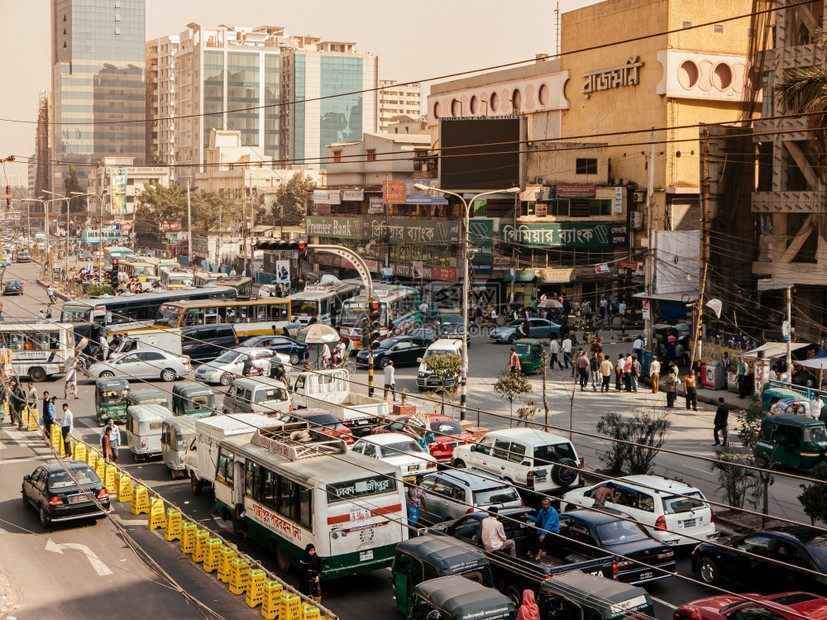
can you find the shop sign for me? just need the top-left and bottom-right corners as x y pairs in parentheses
(363, 259), (380, 272)
(364, 218), (459, 244)
(305, 216), (362, 239)
(192, 236), (209, 254)
(342, 190), (364, 201)
(313, 190), (341, 205)
(500, 222), (628, 248)
(393, 262), (413, 278)
(539, 268), (574, 283)
(470, 218), (494, 274)
(404, 179), (449, 205)
(582, 56), (644, 94)
(613, 187), (624, 214)
(383, 180), (406, 204)
(555, 184), (596, 199)
(368, 197), (384, 214)
(504, 269), (539, 282)
(537, 187), (556, 203)
(432, 266), (458, 282)
(412, 261), (424, 278)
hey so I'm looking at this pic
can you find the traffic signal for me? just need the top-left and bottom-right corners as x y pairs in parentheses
(368, 300), (382, 351)
(255, 240), (308, 251)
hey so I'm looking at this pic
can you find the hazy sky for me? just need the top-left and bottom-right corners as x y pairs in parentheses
(0, 0), (600, 182)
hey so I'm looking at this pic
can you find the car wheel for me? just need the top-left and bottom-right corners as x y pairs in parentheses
(289, 353), (300, 365)
(551, 458), (579, 488)
(160, 368), (176, 382)
(756, 455), (771, 470)
(22, 493), (30, 510)
(39, 506), (51, 528)
(190, 475), (202, 496)
(698, 557), (719, 585)
(508, 333), (516, 343)
(379, 357), (390, 368)
(503, 585), (521, 610)
(29, 367), (46, 383)
(219, 373), (233, 386)
(453, 459), (466, 468)
(99, 371), (114, 379)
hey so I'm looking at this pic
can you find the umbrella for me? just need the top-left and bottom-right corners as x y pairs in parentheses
(538, 299), (563, 309)
(300, 323), (341, 344)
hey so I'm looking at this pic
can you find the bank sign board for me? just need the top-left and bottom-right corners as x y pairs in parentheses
(500, 222), (628, 248)
(306, 216), (459, 244)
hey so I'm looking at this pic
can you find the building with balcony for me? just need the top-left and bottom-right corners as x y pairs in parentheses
(378, 80), (422, 132)
(146, 35), (179, 174)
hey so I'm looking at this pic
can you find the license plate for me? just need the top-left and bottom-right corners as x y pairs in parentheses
(409, 464), (420, 472)
(682, 518), (696, 527)
(638, 571), (653, 580)
(68, 494), (88, 504)
(359, 550), (374, 562)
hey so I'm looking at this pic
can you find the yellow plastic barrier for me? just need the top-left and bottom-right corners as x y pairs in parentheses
(260, 580), (283, 620)
(50, 424), (63, 454)
(72, 442), (87, 462)
(246, 569), (265, 608)
(27, 407), (38, 431)
(217, 546), (237, 583)
(164, 509), (183, 542)
(180, 522), (196, 555)
(148, 497), (166, 530)
(302, 605), (321, 620)
(117, 474), (133, 503)
(228, 558), (250, 596)
(130, 485), (150, 515)
(20, 405), (29, 427)
(104, 464), (117, 494)
(203, 538), (221, 573)
(280, 592), (302, 620)
(86, 449), (99, 468)
(192, 529), (208, 562)
(94, 457), (105, 481)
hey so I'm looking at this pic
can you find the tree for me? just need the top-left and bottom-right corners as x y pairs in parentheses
(270, 173), (316, 225)
(798, 463), (827, 525)
(596, 409), (670, 475)
(63, 166), (85, 214)
(137, 181), (187, 229)
(423, 353), (463, 417)
(712, 448), (761, 510)
(493, 372), (532, 426)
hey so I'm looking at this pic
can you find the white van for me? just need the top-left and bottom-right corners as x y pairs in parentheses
(222, 377), (292, 416)
(452, 428), (582, 495)
(416, 338), (463, 391)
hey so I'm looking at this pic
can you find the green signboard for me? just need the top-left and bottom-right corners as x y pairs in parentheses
(305, 216), (363, 240)
(499, 222), (628, 248)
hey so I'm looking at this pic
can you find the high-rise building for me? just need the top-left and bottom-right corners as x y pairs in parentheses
(34, 90), (52, 198)
(50, 0), (146, 193)
(378, 80), (421, 132)
(146, 35), (179, 174)
(280, 41), (379, 167)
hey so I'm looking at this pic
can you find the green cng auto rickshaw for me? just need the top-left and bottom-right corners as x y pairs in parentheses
(410, 575), (515, 620)
(126, 387), (169, 409)
(754, 414), (827, 471)
(537, 571), (655, 620)
(513, 339), (544, 374)
(171, 382), (216, 418)
(95, 377), (130, 426)
(761, 383), (811, 416)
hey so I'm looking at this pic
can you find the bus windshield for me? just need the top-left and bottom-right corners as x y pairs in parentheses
(61, 305), (92, 323)
(155, 304), (183, 327)
(132, 265), (155, 277)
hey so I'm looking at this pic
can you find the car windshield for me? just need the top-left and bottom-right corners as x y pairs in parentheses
(595, 520), (649, 545)
(534, 443), (576, 467)
(804, 425), (827, 443)
(429, 420), (465, 436)
(379, 338), (401, 350)
(7, 280), (19, 286)
(514, 343), (532, 355)
(214, 351), (241, 363)
(663, 492), (706, 514)
(154, 304), (183, 327)
(254, 388), (287, 403)
(61, 305), (92, 323)
(49, 468), (98, 489)
(101, 390), (125, 402)
(379, 440), (423, 457)
(307, 414), (339, 426)
(440, 315), (462, 325)
(474, 485), (520, 506)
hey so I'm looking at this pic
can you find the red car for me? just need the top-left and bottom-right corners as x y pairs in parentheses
(377, 414), (474, 463)
(674, 592), (827, 620)
(289, 411), (354, 446)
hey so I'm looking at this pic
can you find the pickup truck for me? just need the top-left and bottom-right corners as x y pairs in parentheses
(427, 507), (617, 606)
(290, 368), (388, 436)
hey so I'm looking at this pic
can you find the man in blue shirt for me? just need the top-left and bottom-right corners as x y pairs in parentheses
(525, 497), (559, 560)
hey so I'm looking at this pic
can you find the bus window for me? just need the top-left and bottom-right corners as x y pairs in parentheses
(298, 485), (313, 530)
(216, 448), (234, 485)
(255, 305), (267, 321)
(205, 307), (218, 324)
(263, 469), (278, 509)
(279, 477), (296, 520)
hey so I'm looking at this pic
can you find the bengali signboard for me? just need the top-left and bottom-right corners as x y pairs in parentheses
(363, 218), (459, 244)
(383, 180), (406, 204)
(342, 190), (364, 202)
(312, 190), (341, 205)
(555, 184), (596, 199)
(368, 197), (384, 214)
(500, 222), (628, 248)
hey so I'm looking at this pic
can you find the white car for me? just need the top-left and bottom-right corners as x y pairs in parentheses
(88, 350), (191, 382)
(193, 347), (288, 385)
(350, 433), (437, 480)
(559, 474), (717, 546)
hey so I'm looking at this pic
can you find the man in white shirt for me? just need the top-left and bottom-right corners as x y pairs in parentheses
(480, 507), (516, 556)
(99, 333), (110, 361)
(811, 394), (825, 420)
(60, 403), (73, 458)
(633, 336), (643, 358)
(549, 338), (562, 369)
(383, 359), (396, 402)
(649, 357), (661, 394)
(561, 337), (574, 376)
(418, 301), (429, 324)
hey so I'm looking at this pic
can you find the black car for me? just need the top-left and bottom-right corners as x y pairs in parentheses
(407, 327), (437, 345)
(3, 279), (23, 295)
(557, 509), (675, 584)
(181, 324), (238, 363)
(240, 334), (308, 365)
(22, 462), (110, 528)
(691, 527), (827, 594)
(355, 336), (430, 368)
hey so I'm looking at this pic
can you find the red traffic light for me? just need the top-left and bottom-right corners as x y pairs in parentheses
(297, 241), (307, 250)
(370, 300), (381, 311)
(256, 240), (309, 251)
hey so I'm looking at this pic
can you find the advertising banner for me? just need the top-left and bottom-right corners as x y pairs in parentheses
(500, 222), (628, 248)
(275, 260), (290, 285)
(312, 190), (341, 205)
(403, 180), (448, 205)
(382, 180), (406, 204)
(368, 197), (384, 214)
(109, 167), (128, 215)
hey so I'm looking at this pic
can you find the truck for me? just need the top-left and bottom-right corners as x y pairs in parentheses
(111, 328), (183, 357)
(290, 368), (388, 436)
(185, 414), (284, 495)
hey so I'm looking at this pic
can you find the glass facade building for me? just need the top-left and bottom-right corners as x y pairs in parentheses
(51, 0), (146, 190)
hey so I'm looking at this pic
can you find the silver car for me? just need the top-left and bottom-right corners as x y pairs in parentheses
(194, 347), (287, 386)
(88, 351), (192, 382)
(417, 468), (523, 526)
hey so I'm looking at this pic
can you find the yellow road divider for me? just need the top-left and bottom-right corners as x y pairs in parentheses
(228, 558), (250, 595)
(218, 546), (237, 583)
(130, 485), (150, 515)
(104, 464), (117, 494)
(164, 509), (182, 541)
(72, 442), (87, 462)
(280, 592), (302, 620)
(180, 522), (196, 554)
(148, 497), (166, 530)
(116, 474), (133, 503)
(86, 449), (98, 468)
(203, 538), (221, 573)
(246, 568), (265, 608)
(261, 581), (284, 619)
(193, 529), (208, 562)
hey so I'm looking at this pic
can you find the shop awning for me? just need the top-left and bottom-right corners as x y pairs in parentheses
(742, 342), (811, 359)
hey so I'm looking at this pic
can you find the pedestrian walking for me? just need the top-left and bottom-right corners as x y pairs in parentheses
(561, 336), (573, 375)
(416, 427), (435, 452)
(7, 380), (25, 430)
(98, 332), (110, 361)
(590, 352), (600, 391)
(649, 356), (661, 394)
(60, 403), (73, 458)
(506, 347), (520, 375)
(737, 357), (749, 399)
(663, 372), (677, 408)
(599, 355), (613, 392)
(383, 359), (396, 402)
(46, 285), (56, 305)
(623, 354), (633, 392)
(684, 369), (698, 411)
(632, 335), (643, 359)
(25, 380), (38, 414)
(101, 427), (114, 463)
(299, 544), (322, 601)
(713, 397), (729, 446)
(418, 301), (429, 324)
(516, 589), (540, 620)
(407, 475), (426, 531)
(64, 358), (79, 399)
(631, 356), (641, 392)
(576, 352), (590, 391)
(101, 418), (121, 462)
(549, 337), (562, 369)
(615, 354), (624, 391)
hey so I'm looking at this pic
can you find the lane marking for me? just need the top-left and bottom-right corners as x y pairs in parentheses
(45, 538), (114, 577)
(651, 596), (677, 610)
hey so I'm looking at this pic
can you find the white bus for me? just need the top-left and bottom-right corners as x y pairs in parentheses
(0, 322), (75, 382)
(211, 423), (407, 578)
(287, 280), (361, 326)
(338, 284), (421, 349)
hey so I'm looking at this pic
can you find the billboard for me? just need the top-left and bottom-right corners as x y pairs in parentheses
(109, 167), (128, 215)
(439, 117), (523, 191)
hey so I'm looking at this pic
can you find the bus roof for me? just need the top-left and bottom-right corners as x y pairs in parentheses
(0, 322), (73, 332)
(158, 298), (288, 308)
(62, 286), (238, 309)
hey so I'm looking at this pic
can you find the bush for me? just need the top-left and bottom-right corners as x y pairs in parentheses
(712, 448), (761, 509)
(735, 400), (765, 452)
(86, 284), (115, 297)
(596, 409), (670, 475)
(798, 463), (827, 525)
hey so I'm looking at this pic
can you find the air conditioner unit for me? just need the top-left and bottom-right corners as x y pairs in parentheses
(633, 191), (646, 203)
(630, 211), (644, 229)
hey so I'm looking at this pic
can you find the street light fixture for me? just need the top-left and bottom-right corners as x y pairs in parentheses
(414, 183), (521, 419)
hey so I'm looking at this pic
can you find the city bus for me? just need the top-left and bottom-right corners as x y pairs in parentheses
(81, 228), (129, 246)
(60, 286), (239, 348)
(118, 259), (159, 283)
(338, 284), (420, 348)
(287, 280), (361, 326)
(0, 323), (75, 382)
(212, 423), (407, 578)
(160, 268), (194, 289)
(152, 298), (292, 333)
(103, 246), (134, 270)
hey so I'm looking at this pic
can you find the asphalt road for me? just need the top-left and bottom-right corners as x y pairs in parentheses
(0, 259), (812, 619)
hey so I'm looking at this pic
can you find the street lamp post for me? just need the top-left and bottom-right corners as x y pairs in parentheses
(44, 190), (72, 279)
(414, 184), (521, 420)
(21, 197), (54, 282)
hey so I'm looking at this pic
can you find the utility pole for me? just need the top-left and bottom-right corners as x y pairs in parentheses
(693, 131), (711, 367)
(644, 132), (656, 349)
(786, 285), (792, 384)
(186, 181), (193, 267)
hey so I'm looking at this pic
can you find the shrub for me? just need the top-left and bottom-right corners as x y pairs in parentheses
(596, 409), (670, 475)
(798, 463), (827, 525)
(711, 448), (761, 509)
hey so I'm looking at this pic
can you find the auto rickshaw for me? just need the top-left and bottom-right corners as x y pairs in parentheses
(761, 384), (811, 416)
(171, 381), (216, 418)
(95, 377), (130, 426)
(161, 416), (196, 478)
(537, 570), (655, 620)
(513, 339), (544, 374)
(754, 414), (827, 471)
(126, 386), (169, 409)
(410, 575), (515, 620)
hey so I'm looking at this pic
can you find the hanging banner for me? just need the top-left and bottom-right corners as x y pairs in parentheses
(412, 261), (424, 279)
(109, 167), (128, 215)
(368, 197), (384, 214)
(275, 260), (290, 285)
